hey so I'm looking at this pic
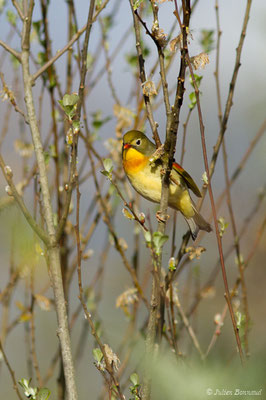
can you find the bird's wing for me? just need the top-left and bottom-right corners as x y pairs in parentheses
(172, 162), (202, 198)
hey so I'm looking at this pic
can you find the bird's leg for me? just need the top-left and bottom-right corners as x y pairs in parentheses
(156, 210), (170, 223)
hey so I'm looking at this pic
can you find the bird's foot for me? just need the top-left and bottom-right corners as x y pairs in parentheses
(156, 210), (170, 223)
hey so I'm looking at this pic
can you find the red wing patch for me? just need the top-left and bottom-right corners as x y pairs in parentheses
(172, 162), (202, 198)
(173, 162), (184, 173)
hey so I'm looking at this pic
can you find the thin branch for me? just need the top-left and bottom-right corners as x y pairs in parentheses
(175, 294), (204, 360)
(142, 2), (192, 398)
(21, 2), (78, 398)
(187, 56), (244, 364)
(12, 0), (25, 20)
(31, 0), (110, 83)
(75, 177), (125, 400)
(128, 0), (161, 147)
(0, 154), (49, 244)
(215, 0), (249, 355)
(0, 72), (29, 124)
(0, 340), (23, 400)
(200, 0), (253, 202)
(0, 40), (21, 62)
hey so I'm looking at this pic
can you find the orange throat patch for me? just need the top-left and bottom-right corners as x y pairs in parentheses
(123, 147), (149, 175)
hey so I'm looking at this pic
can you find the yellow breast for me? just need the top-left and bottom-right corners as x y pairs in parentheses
(122, 147), (149, 174)
(123, 147), (195, 218)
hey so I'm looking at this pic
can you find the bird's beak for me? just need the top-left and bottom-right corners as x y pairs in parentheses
(123, 143), (131, 149)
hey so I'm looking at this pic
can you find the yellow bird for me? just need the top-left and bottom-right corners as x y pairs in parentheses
(122, 130), (212, 240)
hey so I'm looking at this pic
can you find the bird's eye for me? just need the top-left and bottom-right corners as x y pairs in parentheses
(135, 139), (141, 146)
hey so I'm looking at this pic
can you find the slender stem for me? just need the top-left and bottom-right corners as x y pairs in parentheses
(175, 295), (204, 360)
(75, 175), (124, 400)
(0, 340), (23, 400)
(186, 54), (244, 363)
(0, 40), (21, 61)
(128, 0), (161, 147)
(199, 0), (253, 202)
(31, 0), (110, 83)
(215, 0), (249, 354)
(0, 153), (49, 244)
(20, 3), (78, 398)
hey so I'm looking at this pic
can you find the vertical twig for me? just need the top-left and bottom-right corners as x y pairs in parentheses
(20, 2), (78, 398)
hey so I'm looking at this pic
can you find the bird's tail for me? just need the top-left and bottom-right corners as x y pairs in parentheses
(185, 207), (212, 241)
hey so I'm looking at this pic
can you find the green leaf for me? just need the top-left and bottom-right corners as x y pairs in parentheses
(33, 20), (42, 43)
(6, 10), (17, 26)
(44, 151), (50, 165)
(0, 0), (6, 14)
(96, 0), (103, 9)
(100, 170), (111, 178)
(153, 231), (168, 254)
(188, 75), (202, 109)
(37, 52), (47, 66)
(103, 158), (113, 173)
(72, 120), (80, 132)
(168, 257), (176, 271)
(19, 378), (38, 399)
(86, 53), (94, 70)
(36, 388), (51, 400)
(130, 373), (139, 386)
(144, 231), (152, 244)
(133, 0), (144, 10)
(188, 92), (197, 109)
(10, 54), (20, 70)
(189, 74), (203, 87)
(218, 217), (228, 237)
(62, 93), (79, 107)
(91, 110), (111, 131)
(122, 208), (134, 220)
(102, 15), (113, 33)
(93, 348), (103, 363)
(49, 144), (57, 158)
(200, 29), (214, 53)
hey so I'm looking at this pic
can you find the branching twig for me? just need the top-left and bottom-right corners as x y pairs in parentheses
(31, 0), (110, 83)
(128, 0), (161, 147)
(0, 40), (21, 62)
(20, 2), (78, 398)
(12, 0), (25, 20)
(0, 154), (49, 244)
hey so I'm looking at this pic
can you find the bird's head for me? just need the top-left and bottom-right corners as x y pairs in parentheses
(122, 130), (155, 157)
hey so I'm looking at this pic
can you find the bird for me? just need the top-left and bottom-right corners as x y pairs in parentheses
(122, 130), (212, 240)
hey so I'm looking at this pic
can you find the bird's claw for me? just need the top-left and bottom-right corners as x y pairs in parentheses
(156, 210), (170, 223)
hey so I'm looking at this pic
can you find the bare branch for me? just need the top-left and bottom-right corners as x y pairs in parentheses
(0, 154), (49, 244)
(0, 40), (21, 62)
(31, 0), (110, 83)
(0, 340), (23, 400)
(12, 0), (25, 20)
